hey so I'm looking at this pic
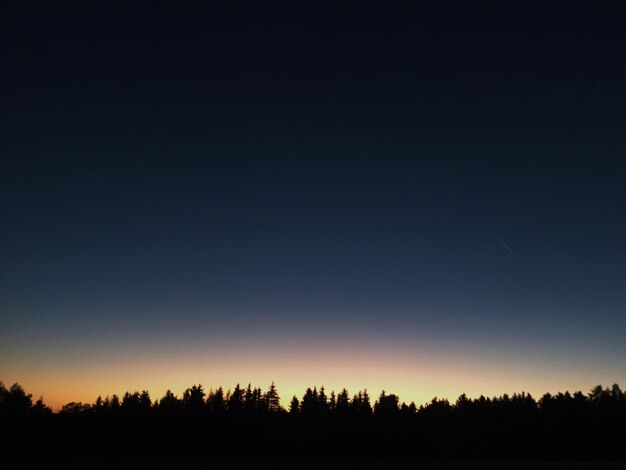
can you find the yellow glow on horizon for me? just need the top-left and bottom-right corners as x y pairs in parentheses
(1, 339), (617, 411)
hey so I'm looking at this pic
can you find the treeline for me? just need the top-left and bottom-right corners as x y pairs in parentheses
(58, 384), (381, 417)
(1, 381), (626, 460)
(3, 380), (625, 419)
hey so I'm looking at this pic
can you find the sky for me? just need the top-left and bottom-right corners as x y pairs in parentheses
(1, 2), (626, 410)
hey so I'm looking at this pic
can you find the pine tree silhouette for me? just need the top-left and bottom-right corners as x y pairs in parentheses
(289, 395), (299, 414)
(264, 382), (281, 412)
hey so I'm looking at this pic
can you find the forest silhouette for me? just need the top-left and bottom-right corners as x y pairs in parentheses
(1, 381), (625, 461)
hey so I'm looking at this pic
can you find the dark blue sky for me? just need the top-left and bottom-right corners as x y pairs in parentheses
(1, 1), (626, 407)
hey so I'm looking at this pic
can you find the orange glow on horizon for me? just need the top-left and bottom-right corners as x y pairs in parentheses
(2, 339), (618, 411)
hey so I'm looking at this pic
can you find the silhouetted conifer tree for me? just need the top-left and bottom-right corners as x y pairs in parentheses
(328, 390), (336, 412)
(301, 388), (318, 415)
(139, 390), (152, 411)
(336, 388), (350, 415)
(122, 391), (143, 413)
(207, 387), (226, 415)
(244, 384), (254, 413)
(589, 385), (604, 402)
(110, 394), (120, 413)
(183, 385), (206, 413)
(264, 382), (281, 412)
(362, 389), (373, 415)
(94, 395), (104, 413)
(351, 390), (373, 416)
(158, 390), (181, 414)
(228, 383), (244, 414)
(289, 395), (299, 414)
(611, 383), (623, 400)
(374, 390), (399, 417)
(318, 386), (329, 414)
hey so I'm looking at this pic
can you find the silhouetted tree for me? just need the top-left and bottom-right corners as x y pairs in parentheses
(362, 389), (373, 415)
(244, 384), (255, 413)
(122, 391), (144, 414)
(374, 390), (399, 417)
(183, 385), (206, 414)
(611, 383), (623, 400)
(240, 386), (267, 413)
(158, 390), (182, 414)
(336, 388), (350, 416)
(94, 395), (104, 413)
(32, 396), (51, 415)
(289, 395), (299, 414)
(207, 387), (225, 415)
(0, 382), (32, 415)
(300, 387), (318, 416)
(351, 390), (373, 416)
(328, 390), (336, 412)
(139, 390), (152, 411)
(264, 382), (281, 412)
(588, 384), (603, 402)
(455, 393), (470, 409)
(110, 394), (121, 413)
(420, 397), (452, 419)
(228, 383), (244, 414)
(399, 401), (417, 417)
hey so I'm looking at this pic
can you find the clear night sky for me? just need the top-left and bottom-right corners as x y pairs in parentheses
(2, 2), (626, 409)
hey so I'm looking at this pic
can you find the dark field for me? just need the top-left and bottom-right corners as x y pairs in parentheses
(3, 383), (626, 466)
(12, 457), (626, 470)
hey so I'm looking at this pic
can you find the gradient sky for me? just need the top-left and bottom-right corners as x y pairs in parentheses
(2, 2), (626, 410)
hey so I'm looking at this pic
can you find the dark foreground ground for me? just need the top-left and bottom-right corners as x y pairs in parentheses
(4, 414), (626, 468)
(3, 388), (626, 467)
(9, 457), (626, 470)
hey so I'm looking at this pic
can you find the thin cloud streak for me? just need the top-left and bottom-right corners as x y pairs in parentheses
(496, 237), (516, 256)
